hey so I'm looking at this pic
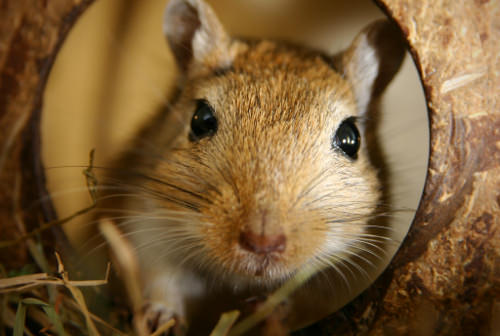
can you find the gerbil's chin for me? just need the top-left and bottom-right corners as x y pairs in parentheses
(225, 252), (297, 287)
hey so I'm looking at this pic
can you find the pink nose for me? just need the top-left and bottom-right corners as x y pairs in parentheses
(239, 230), (286, 254)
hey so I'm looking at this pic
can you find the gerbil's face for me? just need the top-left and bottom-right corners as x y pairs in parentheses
(148, 41), (381, 285)
(133, 0), (404, 286)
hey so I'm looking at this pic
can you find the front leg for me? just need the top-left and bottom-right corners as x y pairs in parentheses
(142, 267), (205, 334)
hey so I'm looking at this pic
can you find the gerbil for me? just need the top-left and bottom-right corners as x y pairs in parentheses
(99, 0), (405, 333)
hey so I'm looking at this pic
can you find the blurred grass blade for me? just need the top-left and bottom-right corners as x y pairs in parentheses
(55, 252), (101, 336)
(210, 310), (240, 336)
(21, 298), (67, 336)
(150, 319), (176, 336)
(13, 301), (27, 336)
(43, 304), (67, 336)
(99, 219), (148, 336)
(229, 266), (317, 336)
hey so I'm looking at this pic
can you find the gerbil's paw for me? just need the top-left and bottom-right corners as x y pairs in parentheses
(143, 302), (186, 336)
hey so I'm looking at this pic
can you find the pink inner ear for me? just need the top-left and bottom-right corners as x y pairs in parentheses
(164, 0), (233, 75)
(340, 20), (405, 115)
(164, 0), (201, 71)
(367, 22), (405, 97)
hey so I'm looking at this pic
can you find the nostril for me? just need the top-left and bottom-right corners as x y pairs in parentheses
(239, 230), (286, 254)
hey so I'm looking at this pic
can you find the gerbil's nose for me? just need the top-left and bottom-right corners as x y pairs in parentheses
(239, 230), (286, 254)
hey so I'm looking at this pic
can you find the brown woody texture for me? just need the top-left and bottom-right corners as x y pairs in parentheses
(0, 0), (93, 268)
(0, 0), (498, 335)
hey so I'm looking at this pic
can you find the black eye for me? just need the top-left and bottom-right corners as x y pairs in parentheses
(333, 118), (360, 159)
(189, 100), (218, 141)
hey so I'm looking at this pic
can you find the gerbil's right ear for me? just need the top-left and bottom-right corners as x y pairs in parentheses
(335, 20), (406, 115)
(164, 0), (233, 74)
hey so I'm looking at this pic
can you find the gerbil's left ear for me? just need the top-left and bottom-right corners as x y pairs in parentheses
(336, 20), (406, 114)
(163, 0), (232, 73)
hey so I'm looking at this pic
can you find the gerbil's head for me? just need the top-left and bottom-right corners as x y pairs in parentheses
(142, 0), (405, 285)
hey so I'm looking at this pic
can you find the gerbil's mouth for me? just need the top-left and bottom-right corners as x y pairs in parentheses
(256, 258), (274, 276)
(248, 254), (280, 277)
(228, 250), (295, 284)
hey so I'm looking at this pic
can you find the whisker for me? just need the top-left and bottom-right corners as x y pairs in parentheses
(293, 168), (330, 207)
(328, 252), (371, 282)
(315, 254), (352, 293)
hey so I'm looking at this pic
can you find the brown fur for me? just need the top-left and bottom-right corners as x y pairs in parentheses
(99, 0), (405, 332)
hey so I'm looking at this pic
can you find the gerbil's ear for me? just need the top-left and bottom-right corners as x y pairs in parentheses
(164, 0), (232, 73)
(336, 20), (406, 114)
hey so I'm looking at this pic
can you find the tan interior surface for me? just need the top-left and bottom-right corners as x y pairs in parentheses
(42, 0), (428, 315)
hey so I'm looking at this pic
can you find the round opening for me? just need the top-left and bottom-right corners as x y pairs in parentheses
(42, 0), (429, 333)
